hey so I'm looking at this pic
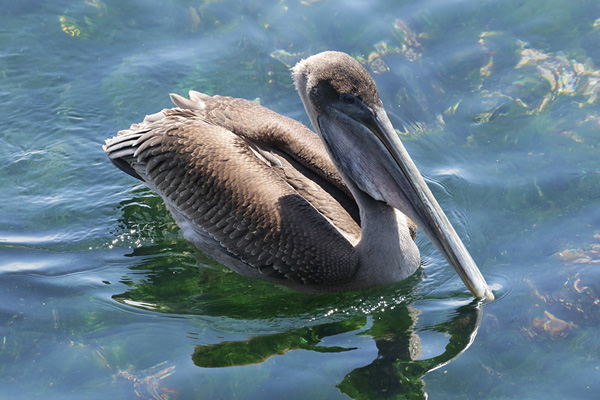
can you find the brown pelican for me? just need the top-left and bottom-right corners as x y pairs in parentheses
(104, 51), (493, 300)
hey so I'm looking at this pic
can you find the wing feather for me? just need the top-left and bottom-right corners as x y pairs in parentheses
(104, 104), (360, 286)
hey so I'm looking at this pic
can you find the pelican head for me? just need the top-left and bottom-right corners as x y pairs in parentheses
(293, 51), (493, 300)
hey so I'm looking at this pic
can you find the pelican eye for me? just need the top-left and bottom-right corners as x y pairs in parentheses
(341, 94), (356, 105)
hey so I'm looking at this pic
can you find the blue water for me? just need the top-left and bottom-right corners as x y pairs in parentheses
(2, 0), (600, 398)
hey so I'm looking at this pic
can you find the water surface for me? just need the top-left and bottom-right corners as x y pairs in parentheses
(2, 0), (600, 398)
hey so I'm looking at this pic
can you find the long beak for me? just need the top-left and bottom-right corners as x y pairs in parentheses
(365, 109), (494, 300)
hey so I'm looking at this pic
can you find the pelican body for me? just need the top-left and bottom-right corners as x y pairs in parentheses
(104, 51), (493, 299)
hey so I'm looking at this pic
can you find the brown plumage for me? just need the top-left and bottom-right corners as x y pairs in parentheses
(104, 51), (493, 299)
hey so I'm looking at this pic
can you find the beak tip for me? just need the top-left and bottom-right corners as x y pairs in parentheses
(467, 278), (494, 301)
(476, 285), (494, 301)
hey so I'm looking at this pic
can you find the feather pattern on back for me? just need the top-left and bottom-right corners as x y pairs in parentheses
(104, 93), (361, 286)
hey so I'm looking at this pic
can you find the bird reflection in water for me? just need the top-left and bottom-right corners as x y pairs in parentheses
(190, 299), (483, 399)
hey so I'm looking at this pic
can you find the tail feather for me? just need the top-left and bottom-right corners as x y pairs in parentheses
(103, 132), (146, 181)
(104, 92), (205, 183)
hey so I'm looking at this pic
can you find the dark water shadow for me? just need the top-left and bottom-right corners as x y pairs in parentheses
(191, 299), (483, 400)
